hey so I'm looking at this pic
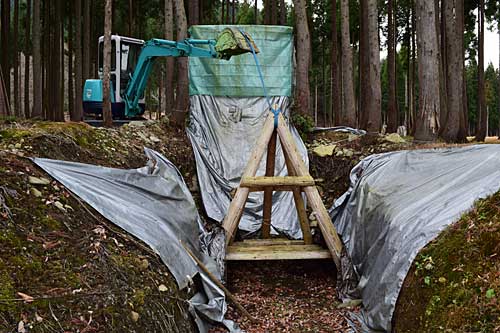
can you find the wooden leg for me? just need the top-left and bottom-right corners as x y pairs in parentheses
(223, 113), (276, 245)
(282, 145), (313, 245)
(276, 114), (342, 268)
(262, 130), (277, 239)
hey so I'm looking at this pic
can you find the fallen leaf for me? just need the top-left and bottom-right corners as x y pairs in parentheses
(17, 292), (34, 303)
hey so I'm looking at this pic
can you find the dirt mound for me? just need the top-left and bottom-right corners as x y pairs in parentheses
(0, 120), (195, 332)
(394, 192), (500, 332)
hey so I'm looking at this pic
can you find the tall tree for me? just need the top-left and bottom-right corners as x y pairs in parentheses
(331, 0), (340, 125)
(387, 0), (398, 132)
(67, 1), (74, 120)
(414, 0), (440, 141)
(50, 0), (63, 121)
(188, 0), (199, 25)
(24, 0), (31, 117)
(0, 63), (9, 116)
(165, 0), (174, 116)
(1, 0), (10, 107)
(174, 0), (189, 124)
(364, 0), (381, 132)
(294, 0), (312, 115)
(441, 0), (465, 142)
(279, 0), (286, 25)
(13, 0), (20, 117)
(102, 0), (113, 127)
(340, 0), (356, 126)
(32, 0), (42, 118)
(73, 0), (83, 121)
(476, 0), (487, 141)
(83, 0), (91, 80)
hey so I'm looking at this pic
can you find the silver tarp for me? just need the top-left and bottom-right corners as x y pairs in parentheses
(330, 144), (500, 332)
(33, 148), (236, 333)
(187, 95), (308, 238)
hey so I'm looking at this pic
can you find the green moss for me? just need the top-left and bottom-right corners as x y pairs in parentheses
(0, 272), (16, 312)
(39, 215), (62, 229)
(0, 128), (31, 141)
(0, 230), (23, 249)
(395, 192), (500, 332)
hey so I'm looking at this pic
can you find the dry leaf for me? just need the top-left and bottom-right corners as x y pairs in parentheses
(17, 292), (34, 303)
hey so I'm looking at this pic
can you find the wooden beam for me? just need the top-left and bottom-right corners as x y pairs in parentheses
(283, 147), (313, 245)
(240, 176), (315, 188)
(226, 244), (332, 260)
(240, 239), (305, 246)
(276, 113), (342, 268)
(222, 113), (276, 245)
(262, 130), (277, 239)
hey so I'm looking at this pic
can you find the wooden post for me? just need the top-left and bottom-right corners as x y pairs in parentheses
(282, 147), (313, 245)
(262, 130), (276, 239)
(276, 113), (342, 268)
(222, 113), (276, 245)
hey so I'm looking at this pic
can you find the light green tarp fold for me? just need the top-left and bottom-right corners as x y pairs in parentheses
(189, 25), (293, 97)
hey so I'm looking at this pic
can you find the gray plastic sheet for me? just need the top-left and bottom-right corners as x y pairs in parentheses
(187, 95), (308, 239)
(330, 144), (500, 332)
(33, 148), (235, 333)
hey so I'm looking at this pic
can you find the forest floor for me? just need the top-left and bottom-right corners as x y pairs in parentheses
(0, 116), (498, 332)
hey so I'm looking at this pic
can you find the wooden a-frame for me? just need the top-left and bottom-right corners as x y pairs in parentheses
(222, 112), (342, 268)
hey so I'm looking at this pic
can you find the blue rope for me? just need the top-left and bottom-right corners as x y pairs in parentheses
(238, 28), (281, 128)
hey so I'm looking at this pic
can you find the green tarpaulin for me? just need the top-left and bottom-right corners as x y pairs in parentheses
(189, 25), (293, 97)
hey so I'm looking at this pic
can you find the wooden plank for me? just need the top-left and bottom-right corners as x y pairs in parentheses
(228, 244), (323, 252)
(225, 244), (332, 260)
(262, 130), (277, 239)
(247, 185), (304, 192)
(222, 113), (276, 245)
(240, 176), (315, 188)
(282, 147), (313, 245)
(276, 113), (342, 268)
(240, 239), (305, 246)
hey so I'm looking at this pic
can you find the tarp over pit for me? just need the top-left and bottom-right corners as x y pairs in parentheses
(331, 144), (500, 332)
(33, 149), (235, 333)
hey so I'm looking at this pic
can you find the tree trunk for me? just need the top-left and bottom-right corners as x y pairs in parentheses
(24, 0), (31, 117)
(221, 0), (224, 24)
(476, 0), (487, 141)
(498, 21), (500, 137)
(32, 0), (41, 118)
(410, 0), (416, 135)
(331, 0), (340, 125)
(1, 0), (10, 106)
(387, 0), (398, 132)
(437, 0), (447, 136)
(441, 0), (464, 142)
(293, 0), (311, 115)
(365, 0), (381, 132)
(53, 0), (63, 121)
(279, 0), (286, 25)
(173, 0), (189, 125)
(83, 0), (91, 80)
(264, 0), (271, 24)
(456, 0), (467, 141)
(414, 0), (440, 141)
(0, 63), (9, 116)
(165, 0), (174, 116)
(68, 2), (74, 120)
(359, 0), (370, 129)
(254, 0), (258, 24)
(102, 0), (113, 127)
(340, 0), (356, 126)
(13, 0), (20, 117)
(188, 0), (199, 25)
(73, 0), (83, 121)
(225, 0), (229, 24)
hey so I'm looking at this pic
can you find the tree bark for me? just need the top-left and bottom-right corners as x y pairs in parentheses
(68, 2), (74, 120)
(387, 0), (398, 132)
(293, 0), (312, 115)
(340, 0), (356, 126)
(83, 0), (91, 80)
(264, 0), (271, 24)
(254, 0), (258, 24)
(414, 0), (440, 141)
(13, 0), (20, 117)
(24, 0), (31, 117)
(188, 0), (199, 25)
(1, 0), (10, 106)
(279, 0), (286, 25)
(331, 0), (340, 125)
(32, 0), (41, 118)
(359, 0), (368, 129)
(441, 0), (464, 142)
(102, 0), (113, 127)
(165, 0), (174, 116)
(498, 21), (500, 137)
(173, 0), (189, 125)
(73, 0), (83, 121)
(365, 0), (381, 132)
(476, 0), (487, 141)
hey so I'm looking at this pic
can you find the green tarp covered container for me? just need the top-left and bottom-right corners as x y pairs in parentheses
(188, 25), (293, 97)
